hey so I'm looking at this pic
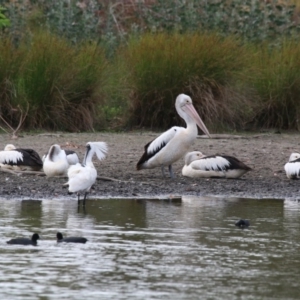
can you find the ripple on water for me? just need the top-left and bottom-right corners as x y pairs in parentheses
(0, 197), (299, 299)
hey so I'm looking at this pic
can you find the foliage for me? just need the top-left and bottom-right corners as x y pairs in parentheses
(1, 1), (300, 132)
(138, 0), (300, 43)
(0, 5), (10, 28)
(248, 40), (300, 129)
(2, 0), (300, 48)
(0, 32), (108, 131)
(123, 33), (253, 131)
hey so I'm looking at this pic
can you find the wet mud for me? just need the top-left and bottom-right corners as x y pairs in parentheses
(0, 131), (299, 200)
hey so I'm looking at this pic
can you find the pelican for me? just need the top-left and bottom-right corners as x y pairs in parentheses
(182, 151), (252, 179)
(64, 142), (108, 206)
(284, 153), (300, 179)
(43, 144), (79, 177)
(6, 233), (40, 246)
(136, 94), (210, 178)
(42, 148), (79, 165)
(56, 232), (87, 244)
(0, 144), (43, 171)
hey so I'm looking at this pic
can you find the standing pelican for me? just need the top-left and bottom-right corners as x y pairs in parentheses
(0, 144), (43, 171)
(136, 94), (210, 178)
(182, 151), (252, 179)
(65, 142), (108, 206)
(284, 153), (300, 179)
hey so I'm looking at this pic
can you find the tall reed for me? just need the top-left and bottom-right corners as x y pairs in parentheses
(123, 32), (253, 131)
(1, 31), (108, 131)
(249, 40), (300, 129)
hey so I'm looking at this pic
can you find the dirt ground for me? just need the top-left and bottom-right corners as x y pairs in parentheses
(0, 131), (300, 201)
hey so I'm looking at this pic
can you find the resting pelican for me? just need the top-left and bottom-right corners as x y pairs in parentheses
(64, 142), (108, 206)
(0, 144), (43, 171)
(56, 232), (87, 244)
(42, 148), (79, 165)
(136, 94), (210, 178)
(284, 153), (300, 179)
(43, 144), (79, 177)
(182, 151), (252, 179)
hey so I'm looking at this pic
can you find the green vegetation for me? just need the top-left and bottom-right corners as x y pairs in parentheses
(1, 0), (300, 132)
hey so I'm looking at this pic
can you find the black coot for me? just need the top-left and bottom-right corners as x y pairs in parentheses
(6, 233), (40, 246)
(235, 219), (250, 228)
(56, 232), (87, 244)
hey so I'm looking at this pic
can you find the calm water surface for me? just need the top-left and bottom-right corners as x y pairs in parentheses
(0, 196), (300, 300)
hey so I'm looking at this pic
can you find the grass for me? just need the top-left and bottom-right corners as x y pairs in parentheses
(0, 31), (108, 131)
(248, 40), (300, 129)
(2, 29), (300, 132)
(122, 32), (253, 131)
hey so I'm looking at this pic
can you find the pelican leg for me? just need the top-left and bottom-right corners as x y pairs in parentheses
(168, 165), (174, 178)
(83, 192), (88, 206)
(77, 193), (81, 206)
(161, 165), (166, 177)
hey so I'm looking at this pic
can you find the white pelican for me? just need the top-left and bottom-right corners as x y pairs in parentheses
(136, 94), (210, 178)
(284, 153), (300, 179)
(182, 151), (252, 179)
(0, 144), (43, 171)
(43, 145), (79, 177)
(42, 149), (79, 165)
(56, 232), (87, 244)
(65, 142), (108, 206)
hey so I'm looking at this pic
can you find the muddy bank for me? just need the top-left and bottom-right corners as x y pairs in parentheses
(0, 131), (299, 200)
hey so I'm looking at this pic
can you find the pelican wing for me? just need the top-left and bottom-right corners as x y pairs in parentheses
(0, 150), (23, 165)
(191, 155), (251, 172)
(137, 126), (183, 168)
(284, 160), (300, 179)
(92, 142), (108, 161)
(17, 149), (43, 166)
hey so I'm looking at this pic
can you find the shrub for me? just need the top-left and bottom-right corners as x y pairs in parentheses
(123, 32), (253, 131)
(0, 31), (108, 131)
(249, 40), (300, 129)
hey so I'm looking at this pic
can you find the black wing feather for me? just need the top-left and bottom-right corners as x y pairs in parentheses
(15, 149), (43, 167)
(136, 139), (166, 170)
(202, 154), (251, 171)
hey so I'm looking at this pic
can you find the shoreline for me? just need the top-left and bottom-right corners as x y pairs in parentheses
(0, 131), (299, 201)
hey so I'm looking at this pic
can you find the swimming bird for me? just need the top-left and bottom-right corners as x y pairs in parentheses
(284, 153), (300, 179)
(6, 233), (40, 246)
(0, 144), (43, 171)
(182, 151), (252, 179)
(235, 219), (250, 228)
(136, 94), (210, 178)
(64, 142), (108, 206)
(56, 232), (87, 244)
(43, 144), (79, 177)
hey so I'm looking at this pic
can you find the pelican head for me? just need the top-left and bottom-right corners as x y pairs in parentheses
(184, 151), (206, 166)
(175, 94), (210, 137)
(4, 144), (16, 151)
(289, 152), (300, 162)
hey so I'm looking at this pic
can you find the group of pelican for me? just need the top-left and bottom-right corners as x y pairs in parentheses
(0, 141), (108, 206)
(0, 94), (299, 204)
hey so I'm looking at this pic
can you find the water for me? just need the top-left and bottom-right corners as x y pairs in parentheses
(0, 196), (300, 300)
